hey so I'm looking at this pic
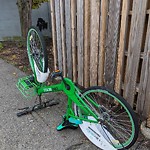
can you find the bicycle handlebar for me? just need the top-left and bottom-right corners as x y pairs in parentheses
(51, 70), (63, 79)
(51, 70), (70, 90)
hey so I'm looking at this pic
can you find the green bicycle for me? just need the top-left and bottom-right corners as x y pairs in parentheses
(17, 26), (139, 150)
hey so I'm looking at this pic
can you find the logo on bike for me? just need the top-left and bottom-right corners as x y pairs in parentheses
(44, 88), (52, 92)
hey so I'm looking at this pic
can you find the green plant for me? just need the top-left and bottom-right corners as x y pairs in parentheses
(0, 42), (3, 50)
(32, 0), (49, 9)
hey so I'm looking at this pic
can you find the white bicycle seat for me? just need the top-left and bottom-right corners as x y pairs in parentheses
(34, 60), (50, 83)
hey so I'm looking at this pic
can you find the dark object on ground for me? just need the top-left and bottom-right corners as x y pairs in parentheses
(37, 18), (48, 31)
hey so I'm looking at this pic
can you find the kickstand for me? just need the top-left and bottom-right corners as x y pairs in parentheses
(17, 96), (59, 117)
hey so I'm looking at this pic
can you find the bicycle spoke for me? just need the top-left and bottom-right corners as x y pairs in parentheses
(110, 120), (132, 136)
(28, 28), (47, 73)
(106, 121), (129, 142)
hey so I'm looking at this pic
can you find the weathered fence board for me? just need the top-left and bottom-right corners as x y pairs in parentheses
(124, 0), (147, 106)
(65, 0), (72, 79)
(55, 0), (62, 71)
(84, 0), (90, 88)
(98, 0), (108, 86)
(60, 0), (67, 76)
(137, 16), (150, 117)
(89, 0), (100, 86)
(115, 0), (130, 93)
(50, 0), (57, 70)
(77, 0), (84, 85)
(104, 0), (121, 89)
(71, 0), (77, 82)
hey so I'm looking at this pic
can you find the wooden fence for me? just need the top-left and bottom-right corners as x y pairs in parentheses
(50, 0), (150, 118)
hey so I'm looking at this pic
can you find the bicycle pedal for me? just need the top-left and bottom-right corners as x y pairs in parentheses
(57, 123), (78, 131)
(69, 117), (82, 125)
(57, 120), (78, 131)
(17, 108), (32, 117)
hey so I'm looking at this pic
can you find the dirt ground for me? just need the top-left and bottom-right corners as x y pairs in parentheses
(0, 40), (54, 75)
(0, 41), (150, 149)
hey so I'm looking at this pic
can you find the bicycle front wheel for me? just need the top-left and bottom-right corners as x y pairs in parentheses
(27, 26), (48, 74)
(74, 86), (139, 150)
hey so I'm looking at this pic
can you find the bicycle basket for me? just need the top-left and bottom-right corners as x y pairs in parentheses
(16, 75), (38, 99)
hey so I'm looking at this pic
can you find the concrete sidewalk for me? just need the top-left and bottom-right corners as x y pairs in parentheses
(0, 59), (98, 150)
(0, 58), (149, 150)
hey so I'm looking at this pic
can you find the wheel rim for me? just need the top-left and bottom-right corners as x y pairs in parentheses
(78, 89), (135, 149)
(27, 29), (45, 73)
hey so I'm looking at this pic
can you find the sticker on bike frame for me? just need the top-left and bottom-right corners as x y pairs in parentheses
(43, 88), (52, 92)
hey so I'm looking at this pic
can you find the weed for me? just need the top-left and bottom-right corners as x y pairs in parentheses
(0, 42), (3, 50)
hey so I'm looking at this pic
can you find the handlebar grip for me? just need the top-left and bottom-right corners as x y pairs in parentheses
(17, 110), (31, 117)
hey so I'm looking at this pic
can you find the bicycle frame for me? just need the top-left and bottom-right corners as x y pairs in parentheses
(37, 77), (99, 123)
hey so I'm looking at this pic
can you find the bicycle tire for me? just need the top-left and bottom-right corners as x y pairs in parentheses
(27, 26), (48, 74)
(74, 86), (139, 150)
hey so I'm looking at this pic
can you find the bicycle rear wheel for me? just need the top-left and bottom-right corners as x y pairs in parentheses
(27, 26), (48, 75)
(74, 86), (139, 150)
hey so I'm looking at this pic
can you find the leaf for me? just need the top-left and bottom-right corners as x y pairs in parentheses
(13, 72), (17, 76)
(19, 66), (23, 69)
(12, 55), (17, 59)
